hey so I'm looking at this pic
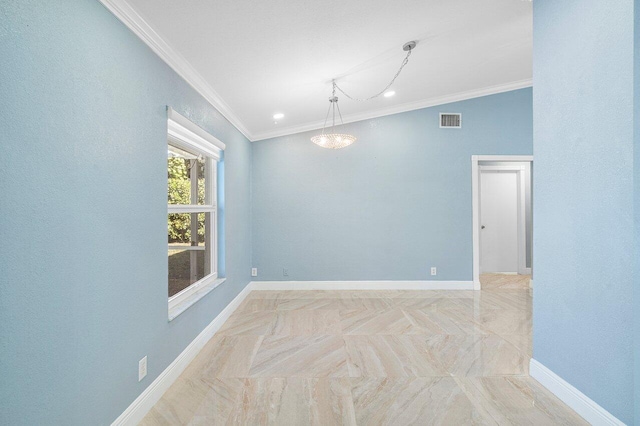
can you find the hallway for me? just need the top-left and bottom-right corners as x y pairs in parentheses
(141, 281), (583, 425)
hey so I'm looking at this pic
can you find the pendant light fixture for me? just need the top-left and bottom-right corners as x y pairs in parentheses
(311, 41), (417, 149)
(310, 81), (356, 149)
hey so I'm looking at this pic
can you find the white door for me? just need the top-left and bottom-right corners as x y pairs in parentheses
(480, 170), (519, 273)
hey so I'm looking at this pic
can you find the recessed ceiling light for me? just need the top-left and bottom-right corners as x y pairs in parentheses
(273, 113), (284, 120)
(383, 91), (396, 98)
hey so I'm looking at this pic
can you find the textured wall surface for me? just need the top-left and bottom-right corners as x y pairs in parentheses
(252, 89), (532, 282)
(533, 1), (635, 423)
(0, 1), (252, 424)
(635, 1), (640, 422)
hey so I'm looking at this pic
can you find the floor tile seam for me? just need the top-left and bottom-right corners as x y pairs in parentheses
(467, 373), (531, 378)
(394, 310), (494, 335)
(249, 335), (349, 375)
(208, 372), (533, 379)
(452, 376), (505, 425)
(221, 311), (278, 328)
(274, 305), (393, 312)
(264, 332), (345, 336)
(341, 331), (490, 337)
(490, 333), (532, 354)
(240, 335), (268, 378)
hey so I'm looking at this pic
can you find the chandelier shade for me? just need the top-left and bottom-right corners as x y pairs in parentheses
(310, 133), (357, 149)
(310, 89), (356, 150)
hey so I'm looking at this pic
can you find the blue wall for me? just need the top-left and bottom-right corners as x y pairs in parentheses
(635, 1), (640, 422)
(533, 1), (635, 423)
(0, 1), (252, 424)
(8, 0), (637, 423)
(252, 89), (532, 282)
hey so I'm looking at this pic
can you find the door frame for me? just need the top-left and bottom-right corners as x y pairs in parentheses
(472, 155), (533, 290)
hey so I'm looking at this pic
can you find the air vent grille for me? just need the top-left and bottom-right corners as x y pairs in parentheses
(440, 113), (462, 128)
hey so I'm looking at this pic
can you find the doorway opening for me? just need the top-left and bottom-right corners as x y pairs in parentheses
(472, 155), (533, 290)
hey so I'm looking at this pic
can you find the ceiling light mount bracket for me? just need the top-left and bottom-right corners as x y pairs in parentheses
(403, 41), (416, 51)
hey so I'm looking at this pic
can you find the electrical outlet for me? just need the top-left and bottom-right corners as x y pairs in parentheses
(430, 267), (437, 276)
(138, 356), (147, 382)
(251, 267), (258, 277)
(283, 268), (289, 277)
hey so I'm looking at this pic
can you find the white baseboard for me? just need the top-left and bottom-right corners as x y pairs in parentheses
(111, 283), (253, 426)
(529, 359), (624, 426)
(250, 280), (474, 291)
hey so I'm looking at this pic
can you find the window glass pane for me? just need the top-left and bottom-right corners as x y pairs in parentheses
(168, 249), (207, 297)
(168, 144), (207, 205)
(168, 212), (211, 297)
(168, 212), (208, 245)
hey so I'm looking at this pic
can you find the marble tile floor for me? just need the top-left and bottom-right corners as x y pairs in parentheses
(480, 273), (531, 290)
(141, 283), (586, 425)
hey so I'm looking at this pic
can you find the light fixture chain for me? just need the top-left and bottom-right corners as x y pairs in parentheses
(332, 95), (336, 131)
(334, 48), (412, 101)
(321, 101), (332, 135)
(336, 99), (345, 126)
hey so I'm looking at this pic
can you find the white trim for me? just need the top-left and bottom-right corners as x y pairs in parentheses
(252, 79), (532, 141)
(472, 155), (533, 287)
(168, 277), (224, 321)
(167, 107), (225, 160)
(472, 157), (481, 289)
(167, 114), (221, 316)
(167, 245), (205, 251)
(478, 165), (526, 171)
(167, 204), (216, 214)
(98, 0), (531, 142)
(476, 155), (534, 162)
(529, 359), (625, 426)
(250, 280), (474, 291)
(98, 0), (251, 140)
(517, 168), (527, 274)
(111, 283), (252, 426)
(98, 0), (530, 142)
(168, 107), (226, 151)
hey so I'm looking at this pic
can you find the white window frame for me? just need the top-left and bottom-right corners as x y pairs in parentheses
(167, 107), (225, 320)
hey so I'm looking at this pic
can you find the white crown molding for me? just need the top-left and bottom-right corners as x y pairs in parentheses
(100, 0), (530, 143)
(111, 283), (252, 425)
(99, 0), (253, 140)
(529, 359), (625, 426)
(252, 79), (533, 141)
(250, 280), (474, 291)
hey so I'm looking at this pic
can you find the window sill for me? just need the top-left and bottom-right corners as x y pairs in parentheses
(168, 277), (226, 321)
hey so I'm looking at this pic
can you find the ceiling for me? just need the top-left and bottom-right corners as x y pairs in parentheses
(123, 0), (532, 141)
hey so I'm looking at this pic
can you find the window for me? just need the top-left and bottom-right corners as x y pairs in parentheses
(166, 107), (225, 320)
